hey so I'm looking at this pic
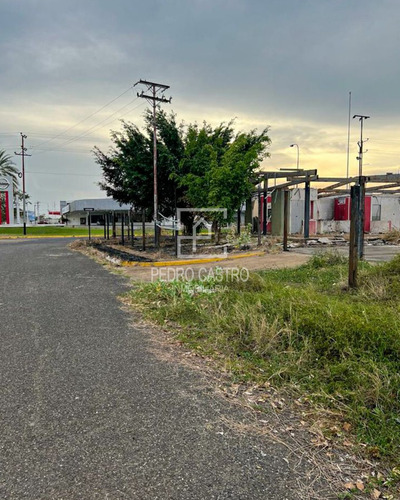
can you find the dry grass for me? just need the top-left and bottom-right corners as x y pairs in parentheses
(382, 229), (400, 243)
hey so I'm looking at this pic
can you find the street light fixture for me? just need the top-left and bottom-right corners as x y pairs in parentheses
(290, 143), (299, 170)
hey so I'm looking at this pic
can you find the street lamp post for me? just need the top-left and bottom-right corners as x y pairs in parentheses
(290, 143), (299, 170)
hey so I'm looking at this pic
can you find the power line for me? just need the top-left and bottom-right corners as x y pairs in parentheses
(32, 98), (145, 155)
(31, 85), (135, 149)
(29, 148), (94, 154)
(53, 98), (141, 148)
(26, 171), (101, 177)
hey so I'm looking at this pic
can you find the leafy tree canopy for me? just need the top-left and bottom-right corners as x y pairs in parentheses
(94, 111), (271, 222)
(178, 121), (271, 221)
(94, 110), (184, 217)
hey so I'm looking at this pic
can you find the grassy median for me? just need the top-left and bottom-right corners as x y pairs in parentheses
(128, 253), (400, 463)
(0, 226), (105, 237)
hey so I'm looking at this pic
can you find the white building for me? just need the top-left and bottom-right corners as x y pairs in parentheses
(253, 188), (400, 235)
(316, 194), (400, 234)
(61, 198), (132, 226)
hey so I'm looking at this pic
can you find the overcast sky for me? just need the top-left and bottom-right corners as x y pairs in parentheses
(1, 0), (399, 212)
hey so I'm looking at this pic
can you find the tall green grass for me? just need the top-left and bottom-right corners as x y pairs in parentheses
(129, 253), (400, 461)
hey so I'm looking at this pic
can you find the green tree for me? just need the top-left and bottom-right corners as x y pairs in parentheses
(0, 150), (20, 190)
(178, 122), (271, 221)
(94, 113), (271, 235)
(94, 110), (184, 217)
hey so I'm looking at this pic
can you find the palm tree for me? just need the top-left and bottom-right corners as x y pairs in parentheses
(0, 149), (19, 190)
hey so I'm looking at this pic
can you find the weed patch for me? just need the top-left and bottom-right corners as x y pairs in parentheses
(128, 253), (400, 464)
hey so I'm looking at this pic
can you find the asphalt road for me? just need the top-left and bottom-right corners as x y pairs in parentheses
(0, 238), (321, 500)
(294, 243), (400, 262)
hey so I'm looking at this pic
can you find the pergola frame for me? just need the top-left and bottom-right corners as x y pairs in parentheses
(254, 169), (400, 251)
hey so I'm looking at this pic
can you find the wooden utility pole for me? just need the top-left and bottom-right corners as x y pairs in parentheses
(14, 133), (31, 235)
(349, 184), (360, 288)
(135, 79), (171, 249)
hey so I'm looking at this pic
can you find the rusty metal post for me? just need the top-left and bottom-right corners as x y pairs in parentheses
(257, 185), (262, 246)
(304, 180), (311, 239)
(358, 177), (366, 259)
(112, 211), (116, 238)
(283, 189), (289, 251)
(142, 211), (146, 251)
(263, 178), (268, 235)
(130, 211), (134, 246)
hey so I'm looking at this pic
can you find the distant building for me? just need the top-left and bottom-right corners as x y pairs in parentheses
(253, 188), (400, 235)
(61, 198), (132, 226)
(316, 194), (400, 234)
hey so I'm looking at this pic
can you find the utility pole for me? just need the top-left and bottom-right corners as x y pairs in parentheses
(135, 79), (171, 248)
(15, 133), (31, 235)
(353, 114), (369, 259)
(353, 114), (369, 180)
(348, 184), (360, 288)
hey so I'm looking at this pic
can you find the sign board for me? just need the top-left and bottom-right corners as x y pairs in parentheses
(0, 177), (10, 191)
(84, 207), (94, 212)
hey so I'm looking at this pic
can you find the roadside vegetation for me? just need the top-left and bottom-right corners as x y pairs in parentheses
(128, 252), (400, 468)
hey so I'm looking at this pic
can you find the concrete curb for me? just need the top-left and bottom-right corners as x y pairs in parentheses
(121, 251), (265, 267)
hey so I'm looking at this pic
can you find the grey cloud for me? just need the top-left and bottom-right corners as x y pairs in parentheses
(1, 0), (400, 205)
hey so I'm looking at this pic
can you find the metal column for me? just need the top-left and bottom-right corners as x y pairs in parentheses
(263, 179), (268, 235)
(304, 181), (310, 239)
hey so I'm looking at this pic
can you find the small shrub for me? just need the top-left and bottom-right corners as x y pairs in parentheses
(237, 223), (252, 248)
(308, 250), (347, 269)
